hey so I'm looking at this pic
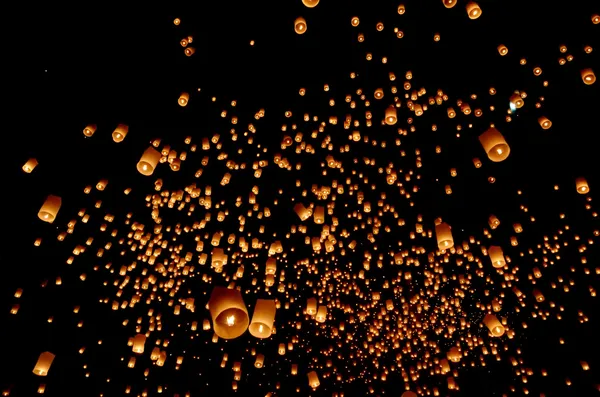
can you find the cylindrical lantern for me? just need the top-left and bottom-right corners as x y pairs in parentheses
(576, 177), (589, 194)
(538, 116), (552, 129)
(302, 0), (319, 7)
(401, 392), (417, 397)
(314, 206), (325, 224)
(316, 305), (327, 322)
(132, 334), (146, 354)
(307, 371), (320, 388)
(255, 354), (265, 368)
(33, 352), (55, 376)
(497, 44), (508, 56)
(112, 124), (128, 142)
(488, 246), (505, 268)
(83, 124), (97, 137)
(385, 105), (397, 125)
(137, 147), (161, 176)
(435, 222), (454, 250)
(178, 92), (190, 106)
(447, 347), (461, 362)
(443, 0), (457, 8)
(249, 299), (276, 338)
(208, 287), (249, 339)
(581, 68), (596, 85)
(294, 17), (307, 34)
(38, 195), (61, 223)
(306, 297), (317, 315)
(483, 313), (505, 337)
(479, 127), (510, 162)
(466, 2), (482, 19)
(265, 258), (277, 275)
(23, 158), (38, 173)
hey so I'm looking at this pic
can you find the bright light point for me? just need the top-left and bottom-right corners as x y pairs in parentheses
(226, 315), (235, 326)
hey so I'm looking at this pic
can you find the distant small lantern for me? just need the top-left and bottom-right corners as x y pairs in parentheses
(581, 68), (596, 85)
(208, 287), (249, 339)
(483, 313), (505, 337)
(22, 158), (38, 173)
(249, 299), (276, 338)
(488, 246), (505, 268)
(576, 177), (589, 194)
(33, 352), (55, 376)
(538, 116), (552, 129)
(402, 392), (417, 397)
(112, 123), (128, 142)
(178, 92), (190, 106)
(466, 2), (482, 19)
(137, 147), (161, 176)
(374, 88), (384, 99)
(479, 127), (510, 162)
(385, 105), (397, 125)
(38, 195), (61, 223)
(83, 124), (97, 137)
(294, 17), (307, 34)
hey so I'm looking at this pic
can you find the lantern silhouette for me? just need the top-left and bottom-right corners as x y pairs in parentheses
(22, 158), (38, 173)
(83, 124), (97, 137)
(249, 299), (276, 338)
(483, 314), (505, 337)
(436, 222), (454, 250)
(479, 127), (510, 162)
(576, 177), (589, 194)
(385, 105), (397, 125)
(581, 68), (596, 85)
(33, 352), (55, 376)
(208, 287), (249, 339)
(38, 195), (61, 223)
(488, 246), (505, 268)
(295, 17), (307, 34)
(137, 147), (161, 176)
(112, 123), (128, 142)
(466, 2), (482, 19)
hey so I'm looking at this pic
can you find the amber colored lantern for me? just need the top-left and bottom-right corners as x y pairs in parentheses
(23, 158), (38, 173)
(488, 245), (505, 268)
(316, 305), (327, 322)
(402, 392), (417, 397)
(306, 297), (317, 315)
(447, 347), (461, 362)
(255, 354), (265, 368)
(385, 105), (397, 125)
(307, 371), (320, 388)
(466, 2), (482, 19)
(178, 92), (190, 106)
(497, 44), (508, 56)
(208, 287), (249, 339)
(538, 116), (552, 129)
(33, 352), (55, 376)
(137, 147), (161, 176)
(479, 127), (510, 162)
(435, 222), (454, 250)
(132, 334), (146, 353)
(442, 0), (457, 8)
(294, 17), (307, 34)
(249, 299), (276, 338)
(83, 124), (97, 137)
(302, 0), (319, 7)
(112, 123), (128, 142)
(313, 206), (325, 224)
(576, 177), (589, 194)
(483, 313), (505, 337)
(38, 195), (62, 223)
(581, 68), (596, 85)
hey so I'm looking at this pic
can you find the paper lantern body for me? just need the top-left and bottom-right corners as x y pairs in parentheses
(209, 287), (249, 339)
(38, 195), (62, 223)
(249, 299), (276, 338)
(137, 147), (161, 176)
(33, 352), (55, 376)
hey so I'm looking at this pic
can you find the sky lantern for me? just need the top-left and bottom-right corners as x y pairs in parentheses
(137, 147), (161, 176)
(178, 92), (190, 106)
(307, 371), (320, 388)
(132, 334), (146, 354)
(249, 299), (276, 338)
(479, 127), (510, 162)
(302, 0), (319, 7)
(581, 68), (596, 85)
(32, 352), (55, 376)
(112, 123), (128, 142)
(488, 246), (506, 268)
(483, 314), (505, 337)
(576, 177), (589, 194)
(294, 17), (307, 34)
(466, 2), (482, 19)
(435, 222), (454, 250)
(208, 287), (249, 339)
(38, 195), (61, 223)
(22, 158), (38, 173)
(442, 0), (457, 8)
(83, 124), (97, 137)
(538, 116), (552, 129)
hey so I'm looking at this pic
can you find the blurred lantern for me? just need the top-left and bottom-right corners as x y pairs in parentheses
(385, 105), (397, 125)
(466, 2), (482, 19)
(316, 305), (327, 322)
(295, 17), (307, 34)
(442, 0), (457, 8)
(576, 177), (589, 194)
(436, 222), (454, 250)
(479, 127), (510, 162)
(497, 44), (508, 56)
(538, 116), (552, 129)
(208, 287), (249, 339)
(137, 147), (161, 176)
(132, 334), (146, 354)
(112, 124), (128, 142)
(249, 299), (276, 338)
(306, 297), (317, 315)
(38, 195), (61, 223)
(178, 92), (190, 106)
(483, 314), (505, 337)
(32, 352), (55, 376)
(302, 0), (319, 7)
(488, 246), (505, 268)
(581, 68), (596, 85)
(83, 124), (97, 137)
(22, 158), (38, 173)
(307, 371), (320, 388)
(401, 392), (417, 397)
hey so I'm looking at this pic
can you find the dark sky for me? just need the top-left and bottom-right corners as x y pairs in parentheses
(4, 1), (600, 396)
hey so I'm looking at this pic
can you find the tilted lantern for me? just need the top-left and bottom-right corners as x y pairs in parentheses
(576, 177), (589, 194)
(33, 352), (55, 376)
(294, 17), (307, 34)
(538, 116), (552, 129)
(178, 92), (190, 106)
(249, 299), (276, 338)
(581, 68), (596, 85)
(483, 313), (505, 337)
(83, 124), (97, 137)
(479, 127), (510, 162)
(137, 147), (161, 176)
(466, 2), (482, 19)
(208, 287), (249, 339)
(22, 158), (38, 173)
(401, 392), (417, 397)
(112, 123), (128, 142)
(38, 195), (61, 223)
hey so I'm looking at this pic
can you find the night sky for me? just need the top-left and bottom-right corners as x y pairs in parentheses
(4, 1), (600, 396)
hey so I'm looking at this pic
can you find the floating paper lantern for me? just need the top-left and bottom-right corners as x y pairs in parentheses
(307, 371), (320, 388)
(306, 297), (317, 315)
(265, 258), (277, 275)
(38, 195), (61, 223)
(112, 123), (128, 142)
(302, 0), (319, 7)
(447, 347), (461, 362)
(33, 352), (55, 376)
(497, 44), (508, 56)
(295, 17), (307, 34)
(479, 127), (510, 162)
(488, 246), (505, 268)
(316, 305), (327, 322)
(576, 177), (589, 194)
(442, 0), (457, 8)
(137, 147), (161, 176)
(466, 2), (482, 19)
(385, 105), (397, 125)
(314, 206), (325, 224)
(83, 124), (97, 137)
(509, 93), (524, 108)
(249, 299), (276, 338)
(208, 287), (249, 339)
(483, 314), (505, 337)
(436, 222), (454, 250)
(581, 68), (596, 85)
(178, 92), (190, 106)
(132, 334), (146, 354)
(22, 158), (38, 173)
(255, 354), (265, 368)
(402, 392), (417, 397)
(538, 116), (552, 129)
